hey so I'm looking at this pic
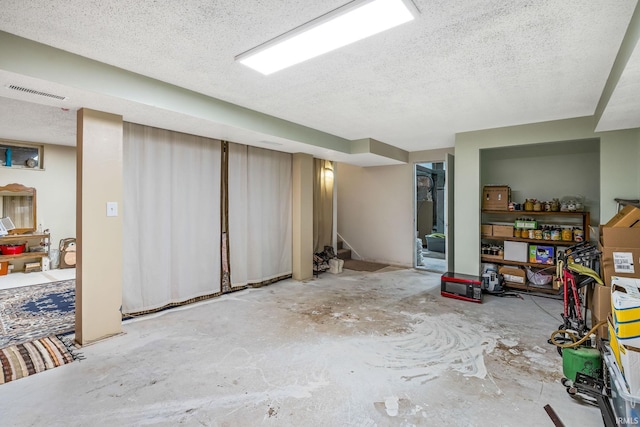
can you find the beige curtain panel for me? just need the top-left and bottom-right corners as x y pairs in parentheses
(313, 159), (334, 253)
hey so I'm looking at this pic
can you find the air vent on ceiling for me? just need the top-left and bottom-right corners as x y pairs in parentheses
(6, 84), (67, 101)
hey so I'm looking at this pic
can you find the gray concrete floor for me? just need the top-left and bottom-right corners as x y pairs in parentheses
(0, 268), (602, 426)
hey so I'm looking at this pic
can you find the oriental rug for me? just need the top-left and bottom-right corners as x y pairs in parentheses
(0, 280), (75, 348)
(0, 335), (79, 384)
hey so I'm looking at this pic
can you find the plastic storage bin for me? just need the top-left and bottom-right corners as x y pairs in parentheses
(604, 346), (640, 424)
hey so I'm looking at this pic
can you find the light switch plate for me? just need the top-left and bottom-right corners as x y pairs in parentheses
(106, 202), (118, 217)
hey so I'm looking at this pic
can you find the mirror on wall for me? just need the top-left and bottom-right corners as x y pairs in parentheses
(0, 183), (36, 234)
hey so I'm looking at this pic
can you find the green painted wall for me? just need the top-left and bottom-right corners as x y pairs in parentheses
(454, 117), (639, 276)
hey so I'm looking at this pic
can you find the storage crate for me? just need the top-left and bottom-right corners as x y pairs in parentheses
(499, 266), (526, 284)
(604, 347), (640, 423)
(481, 224), (493, 236)
(482, 186), (510, 211)
(492, 224), (514, 237)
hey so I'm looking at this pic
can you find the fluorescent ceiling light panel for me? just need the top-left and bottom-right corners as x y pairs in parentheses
(236, 0), (418, 75)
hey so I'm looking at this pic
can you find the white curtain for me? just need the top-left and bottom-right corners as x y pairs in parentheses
(122, 123), (221, 313)
(313, 159), (334, 253)
(3, 196), (33, 228)
(228, 143), (292, 288)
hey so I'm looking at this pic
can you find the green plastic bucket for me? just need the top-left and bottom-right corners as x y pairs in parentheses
(562, 347), (602, 382)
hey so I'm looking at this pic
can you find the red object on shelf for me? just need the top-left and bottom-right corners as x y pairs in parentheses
(0, 244), (25, 255)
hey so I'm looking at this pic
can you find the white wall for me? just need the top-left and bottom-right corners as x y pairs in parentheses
(455, 117), (640, 276)
(337, 148), (453, 267)
(1, 143), (76, 252)
(599, 128), (640, 223)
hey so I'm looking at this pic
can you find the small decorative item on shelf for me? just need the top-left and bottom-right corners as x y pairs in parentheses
(551, 198), (560, 211)
(544, 201), (551, 212)
(573, 228), (584, 242)
(560, 195), (585, 212)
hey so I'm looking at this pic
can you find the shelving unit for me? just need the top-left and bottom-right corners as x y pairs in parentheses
(0, 232), (50, 272)
(481, 210), (590, 294)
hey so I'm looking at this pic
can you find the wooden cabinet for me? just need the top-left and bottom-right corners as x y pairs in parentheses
(0, 232), (50, 272)
(480, 210), (590, 293)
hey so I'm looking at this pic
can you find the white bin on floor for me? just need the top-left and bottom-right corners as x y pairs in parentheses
(329, 258), (344, 274)
(49, 249), (60, 269)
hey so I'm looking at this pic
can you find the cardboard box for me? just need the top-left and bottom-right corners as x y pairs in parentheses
(481, 224), (493, 236)
(492, 224), (514, 237)
(609, 316), (621, 367)
(504, 241), (528, 263)
(611, 277), (640, 323)
(482, 185), (510, 211)
(619, 344), (640, 395)
(605, 205), (640, 228)
(529, 245), (554, 265)
(613, 311), (640, 340)
(499, 265), (526, 284)
(600, 243), (640, 287)
(592, 311), (608, 341)
(590, 283), (612, 322)
(600, 226), (640, 247)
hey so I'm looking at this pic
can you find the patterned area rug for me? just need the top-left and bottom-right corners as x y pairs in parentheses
(0, 335), (79, 384)
(0, 280), (75, 348)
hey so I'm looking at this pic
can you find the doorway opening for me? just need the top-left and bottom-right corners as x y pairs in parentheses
(415, 162), (446, 272)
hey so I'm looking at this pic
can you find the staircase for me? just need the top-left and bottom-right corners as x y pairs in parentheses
(337, 240), (352, 261)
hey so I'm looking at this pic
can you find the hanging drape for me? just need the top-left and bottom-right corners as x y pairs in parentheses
(122, 123), (221, 314)
(227, 143), (292, 288)
(313, 159), (334, 253)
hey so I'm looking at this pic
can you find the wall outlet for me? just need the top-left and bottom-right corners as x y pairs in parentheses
(106, 202), (118, 217)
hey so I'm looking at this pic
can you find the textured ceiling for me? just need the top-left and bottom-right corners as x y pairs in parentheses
(0, 0), (638, 161)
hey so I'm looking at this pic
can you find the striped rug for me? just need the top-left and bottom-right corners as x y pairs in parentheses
(0, 335), (78, 384)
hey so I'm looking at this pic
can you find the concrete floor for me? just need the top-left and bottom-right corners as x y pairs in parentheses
(0, 268), (602, 426)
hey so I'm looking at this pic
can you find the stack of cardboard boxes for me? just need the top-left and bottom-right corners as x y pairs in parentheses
(591, 205), (640, 338)
(590, 205), (640, 395)
(608, 277), (640, 395)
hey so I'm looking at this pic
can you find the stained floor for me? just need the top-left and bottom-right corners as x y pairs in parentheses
(0, 268), (602, 426)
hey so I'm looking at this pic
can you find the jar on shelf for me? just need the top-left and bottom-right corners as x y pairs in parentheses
(551, 228), (561, 241)
(543, 228), (551, 240)
(562, 228), (573, 241)
(513, 228), (521, 238)
(533, 200), (542, 211)
(574, 228), (584, 242)
(544, 201), (551, 212)
(551, 198), (560, 212)
(534, 229), (543, 240)
(524, 199), (534, 211)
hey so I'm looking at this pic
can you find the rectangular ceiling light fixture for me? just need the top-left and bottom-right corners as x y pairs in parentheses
(236, 0), (419, 75)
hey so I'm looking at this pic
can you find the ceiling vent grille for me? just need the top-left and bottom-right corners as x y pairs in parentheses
(6, 84), (67, 101)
